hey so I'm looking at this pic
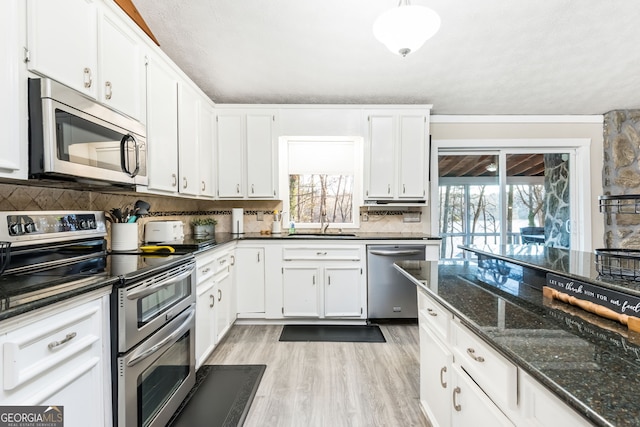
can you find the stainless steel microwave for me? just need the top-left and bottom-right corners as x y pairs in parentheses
(28, 78), (147, 187)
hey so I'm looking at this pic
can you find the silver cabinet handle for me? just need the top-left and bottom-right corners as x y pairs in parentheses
(236, 184), (240, 194)
(251, 184), (255, 194)
(127, 267), (194, 300)
(48, 332), (77, 350)
(219, 259), (227, 266)
(183, 176), (188, 189)
(427, 308), (438, 317)
(171, 173), (177, 187)
(316, 252), (327, 256)
(83, 67), (92, 88)
(312, 275), (315, 285)
(202, 267), (211, 274)
(387, 184), (391, 194)
(218, 289), (222, 301)
(209, 294), (214, 308)
(439, 366), (447, 388)
(202, 181), (206, 191)
(230, 255), (235, 266)
(257, 252), (260, 263)
(467, 348), (485, 362)
(403, 184), (406, 194)
(328, 276), (331, 285)
(453, 387), (461, 411)
(105, 81), (112, 100)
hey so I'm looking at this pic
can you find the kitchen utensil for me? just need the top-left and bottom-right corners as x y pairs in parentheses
(134, 200), (151, 215)
(139, 245), (176, 253)
(0, 241), (11, 275)
(111, 208), (122, 223)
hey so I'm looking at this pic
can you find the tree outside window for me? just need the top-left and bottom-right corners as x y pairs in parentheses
(289, 174), (354, 224)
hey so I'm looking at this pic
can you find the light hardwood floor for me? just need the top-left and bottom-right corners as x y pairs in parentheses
(205, 324), (431, 427)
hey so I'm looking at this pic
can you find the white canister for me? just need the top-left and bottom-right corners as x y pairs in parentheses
(111, 223), (139, 251)
(231, 208), (244, 234)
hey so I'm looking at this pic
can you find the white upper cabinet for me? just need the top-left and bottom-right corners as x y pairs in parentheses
(146, 54), (179, 193)
(0, 0), (27, 180)
(364, 108), (431, 203)
(199, 102), (216, 198)
(27, 0), (146, 121)
(215, 108), (278, 199)
(178, 82), (201, 196)
(98, 7), (146, 122)
(27, 0), (98, 98)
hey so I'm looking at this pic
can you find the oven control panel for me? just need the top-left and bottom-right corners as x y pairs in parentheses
(0, 211), (107, 244)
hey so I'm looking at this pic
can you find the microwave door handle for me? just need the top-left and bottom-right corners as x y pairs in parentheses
(126, 267), (194, 300)
(120, 134), (140, 178)
(126, 308), (194, 367)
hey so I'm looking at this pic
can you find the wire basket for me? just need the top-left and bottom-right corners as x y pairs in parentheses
(0, 242), (10, 275)
(595, 248), (640, 280)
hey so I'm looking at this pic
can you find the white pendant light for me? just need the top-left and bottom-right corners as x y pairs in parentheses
(373, 0), (441, 57)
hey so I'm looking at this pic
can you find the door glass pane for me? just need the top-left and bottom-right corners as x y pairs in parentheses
(438, 154), (499, 260)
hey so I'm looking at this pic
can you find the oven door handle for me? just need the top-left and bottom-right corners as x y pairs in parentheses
(127, 307), (194, 367)
(126, 267), (194, 300)
(368, 249), (423, 256)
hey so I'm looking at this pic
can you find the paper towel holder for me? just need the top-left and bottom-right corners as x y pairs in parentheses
(231, 208), (244, 235)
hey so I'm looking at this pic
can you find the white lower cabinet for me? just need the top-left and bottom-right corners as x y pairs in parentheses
(451, 363), (515, 427)
(235, 247), (266, 315)
(194, 245), (236, 367)
(0, 290), (111, 427)
(419, 322), (452, 427)
(281, 244), (365, 319)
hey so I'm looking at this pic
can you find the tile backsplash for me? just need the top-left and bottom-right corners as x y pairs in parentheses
(0, 182), (428, 246)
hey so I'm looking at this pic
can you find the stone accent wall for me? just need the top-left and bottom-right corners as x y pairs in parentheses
(544, 154), (570, 248)
(603, 110), (640, 248)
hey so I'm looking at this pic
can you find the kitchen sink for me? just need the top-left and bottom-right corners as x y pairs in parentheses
(286, 233), (357, 238)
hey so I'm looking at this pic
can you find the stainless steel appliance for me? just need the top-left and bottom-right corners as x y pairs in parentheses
(367, 245), (426, 320)
(111, 250), (196, 427)
(28, 77), (147, 188)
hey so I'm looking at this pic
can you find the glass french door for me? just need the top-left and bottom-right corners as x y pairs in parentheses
(437, 149), (574, 260)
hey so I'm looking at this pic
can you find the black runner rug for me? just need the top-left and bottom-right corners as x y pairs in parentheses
(279, 324), (386, 343)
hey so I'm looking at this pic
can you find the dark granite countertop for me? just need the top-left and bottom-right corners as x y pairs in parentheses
(460, 244), (640, 298)
(396, 260), (640, 427)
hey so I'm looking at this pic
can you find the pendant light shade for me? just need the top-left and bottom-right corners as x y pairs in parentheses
(373, 1), (441, 57)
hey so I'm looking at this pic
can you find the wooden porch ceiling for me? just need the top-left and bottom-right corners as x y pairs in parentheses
(438, 154), (545, 178)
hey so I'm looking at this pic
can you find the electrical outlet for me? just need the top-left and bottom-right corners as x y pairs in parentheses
(257, 211), (264, 221)
(362, 213), (369, 222)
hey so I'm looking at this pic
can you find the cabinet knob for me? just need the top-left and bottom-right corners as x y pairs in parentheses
(105, 81), (112, 100)
(453, 387), (461, 411)
(83, 67), (92, 88)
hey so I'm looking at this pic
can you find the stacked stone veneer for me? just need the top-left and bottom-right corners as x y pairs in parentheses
(544, 154), (570, 248)
(603, 110), (640, 248)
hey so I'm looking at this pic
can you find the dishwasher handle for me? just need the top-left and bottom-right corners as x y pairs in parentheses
(368, 249), (423, 256)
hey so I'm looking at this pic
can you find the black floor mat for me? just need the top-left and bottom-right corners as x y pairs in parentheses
(279, 325), (386, 342)
(168, 364), (266, 427)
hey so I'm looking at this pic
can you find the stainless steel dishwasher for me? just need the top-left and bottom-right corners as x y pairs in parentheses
(367, 245), (426, 320)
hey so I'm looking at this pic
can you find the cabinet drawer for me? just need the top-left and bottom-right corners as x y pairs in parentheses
(214, 250), (233, 274)
(2, 298), (102, 391)
(417, 288), (450, 341)
(283, 246), (361, 261)
(451, 319), (517, 411)
(196, 257), (216, 282)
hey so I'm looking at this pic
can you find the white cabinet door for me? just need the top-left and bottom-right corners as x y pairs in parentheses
(178, 82), (200, 196)
(195, 280), (215, 369)
(324, 266), (362, 317)
(282, 267), (320, 317)
(27, 0), (98, 98)
(146, 55), (179, 193)
(0, 0), (27, 180)
(419, 323), (453, 427)
(246, 113), (276, 198)
(216, 113), (244, 198)
(199, 102), (216, 198)
(98, 8), (145, 122)
(214, 268), (233, 342)
(451, 364), (515, 427)
(398, 115), (427, 199)
(366, 114), (395, 199)
(235, 247), (265, 314)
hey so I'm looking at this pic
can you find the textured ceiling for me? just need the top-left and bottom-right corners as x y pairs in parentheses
(132, 0), (640, 115)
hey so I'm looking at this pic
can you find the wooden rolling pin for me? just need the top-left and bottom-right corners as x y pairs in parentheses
(543, 286), (640, 333)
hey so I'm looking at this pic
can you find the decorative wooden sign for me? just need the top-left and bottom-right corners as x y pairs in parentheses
(545, 273), (640, 333)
